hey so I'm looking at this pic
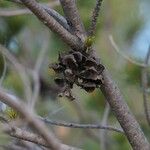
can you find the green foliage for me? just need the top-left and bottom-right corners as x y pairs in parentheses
(5, 107), (19, 120)
(84, 36), (95, 48)
(82, 139), (100, 150)
(50, 33), (68, 61)
(124, 63), (141, 85)
(111, 134), (131, 150)
(5, 16), (27, 42)
(86, 90), (105, 112)
(0, 16), (28, 44)
(4, 70), (24, 96)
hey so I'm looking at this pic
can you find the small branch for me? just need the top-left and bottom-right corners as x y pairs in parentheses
(59, 0), (86, 40)
(39, 117), (124, 134)
(89, 0), (103, 36)
(20, 0), (83, 50)
(100, 103), (110, 150)
(30, 38), (48, 109)
(0, 89), (64, 150)
(4, 125), (81, 150)
(109, 35), (147, 67)
(141, 46), (150, 126)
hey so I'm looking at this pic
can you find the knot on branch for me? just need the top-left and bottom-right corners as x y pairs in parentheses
(49, 50), (104, 100)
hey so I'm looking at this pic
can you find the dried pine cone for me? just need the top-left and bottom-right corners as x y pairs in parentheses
(49, 50), (104, 100)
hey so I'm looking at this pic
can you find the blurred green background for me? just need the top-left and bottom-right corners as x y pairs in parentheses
(0, 0), (150, 149)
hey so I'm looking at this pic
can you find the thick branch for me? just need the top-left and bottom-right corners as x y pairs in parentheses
(0, 89), (62, 150)
(4, 125), (81, 150)
(100, 70), (150, 150)
(20, 0), (83, 50)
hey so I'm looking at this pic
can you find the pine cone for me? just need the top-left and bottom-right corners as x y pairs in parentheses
(49, 50), (104, 100)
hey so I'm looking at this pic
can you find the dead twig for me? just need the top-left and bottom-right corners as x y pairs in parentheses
(109, 35), (147, 67)
(39, 117), (124, 134)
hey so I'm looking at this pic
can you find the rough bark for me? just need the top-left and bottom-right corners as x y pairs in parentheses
(101, 69), (150, 150)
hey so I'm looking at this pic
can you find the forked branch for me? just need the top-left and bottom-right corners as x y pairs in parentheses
(20, 0), (83, 50)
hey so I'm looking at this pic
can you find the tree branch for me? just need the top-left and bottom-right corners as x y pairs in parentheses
(39, 117), (124, 134)
(30, 38), (49, 110)
(100, 103), (110, 150)
(20, 0), (83, 50)
(0, 89), (66, 150)
(3, 0), (150, 149)
(59, 0), (86, 40)
(4, 125), (81, 150)
(100, 69), (150, 150)
(141, 46), (150, 126)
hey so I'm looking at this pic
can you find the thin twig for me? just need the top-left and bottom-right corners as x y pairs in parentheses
(100, 103), (110, 150)
(39, 117), (124, 134)
(30, 39), (48, 109)
(0, 44), (32, 102)
(89, 0), (103, 36)
(71, 98), (100, 143)
(109, 35), (147, 67)
(142, 45), (150, 126)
